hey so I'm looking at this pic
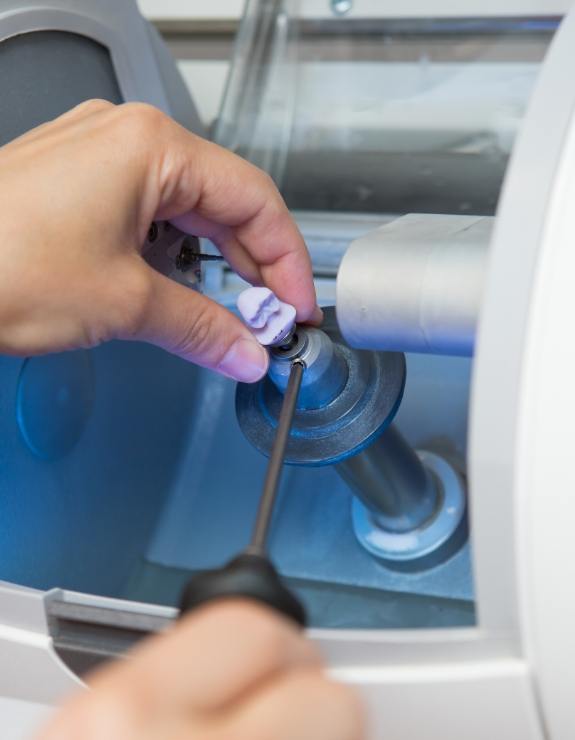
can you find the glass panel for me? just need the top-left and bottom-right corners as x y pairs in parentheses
(216, 5), (558, 215)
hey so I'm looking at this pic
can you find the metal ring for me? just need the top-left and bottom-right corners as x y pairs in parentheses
(236, 308), (406, 466)
(352, 451), (467, 568)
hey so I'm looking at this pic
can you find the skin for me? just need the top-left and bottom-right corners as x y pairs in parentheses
(37, 601), (363, 740)
(0, 98), (322, 381)
(1, 101), (361, 739)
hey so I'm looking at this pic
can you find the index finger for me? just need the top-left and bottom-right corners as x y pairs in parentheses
(151, 122), (320, 323)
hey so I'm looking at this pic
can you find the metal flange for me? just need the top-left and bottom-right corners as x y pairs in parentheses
(236, 308), (406, 466)
(351, 450), (468, 569)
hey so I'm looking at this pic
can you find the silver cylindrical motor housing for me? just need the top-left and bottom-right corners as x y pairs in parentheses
(336, 213), (491, 357)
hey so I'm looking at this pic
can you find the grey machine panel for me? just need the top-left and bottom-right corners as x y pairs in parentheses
(0, 0), (205, 139)
(0, 31), (122, 144)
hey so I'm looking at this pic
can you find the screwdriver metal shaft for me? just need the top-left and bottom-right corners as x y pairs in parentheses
(179, 357), (307, 626)
(248, 359), (304, 554)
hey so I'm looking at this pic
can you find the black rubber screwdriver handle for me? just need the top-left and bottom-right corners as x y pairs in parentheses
(179, 552), (306, 626)
(179, 360), (306, 627)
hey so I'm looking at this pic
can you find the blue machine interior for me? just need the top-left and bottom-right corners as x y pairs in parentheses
(0, 24), (476, 630)
(0, 337), (474, 628)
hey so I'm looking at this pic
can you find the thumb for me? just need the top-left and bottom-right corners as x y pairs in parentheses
(129, 268), (269, 382)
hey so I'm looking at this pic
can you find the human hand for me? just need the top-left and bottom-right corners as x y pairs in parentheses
(0, 100), (321, 381)
(36, 601), (363, 740)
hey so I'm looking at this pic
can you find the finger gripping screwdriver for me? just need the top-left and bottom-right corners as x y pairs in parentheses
(179, 359), (306, 627)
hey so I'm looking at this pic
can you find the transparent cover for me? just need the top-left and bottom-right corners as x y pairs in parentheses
(216, 2), (557, 215)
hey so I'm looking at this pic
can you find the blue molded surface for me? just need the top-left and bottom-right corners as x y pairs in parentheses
(17, 351), (95, 460)
(0, 342), (199, 597)
(0, 342), (474, 615)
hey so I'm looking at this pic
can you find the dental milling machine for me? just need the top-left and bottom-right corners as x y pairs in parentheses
(180, 283), (467, 622)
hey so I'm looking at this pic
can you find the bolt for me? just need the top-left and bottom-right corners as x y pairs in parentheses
(175, 237), (199, 273)
(276, 327), (297, 351)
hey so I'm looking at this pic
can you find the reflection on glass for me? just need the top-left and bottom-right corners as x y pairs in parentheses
(217, 5), (558, 215)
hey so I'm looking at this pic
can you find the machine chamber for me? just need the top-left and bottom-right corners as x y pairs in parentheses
(1, 1), (574, 738)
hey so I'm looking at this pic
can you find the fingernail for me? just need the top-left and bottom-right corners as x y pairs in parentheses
(218, 337), (269, 382)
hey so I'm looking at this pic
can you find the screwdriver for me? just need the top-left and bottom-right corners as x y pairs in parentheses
(179, 359), (307, 626)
